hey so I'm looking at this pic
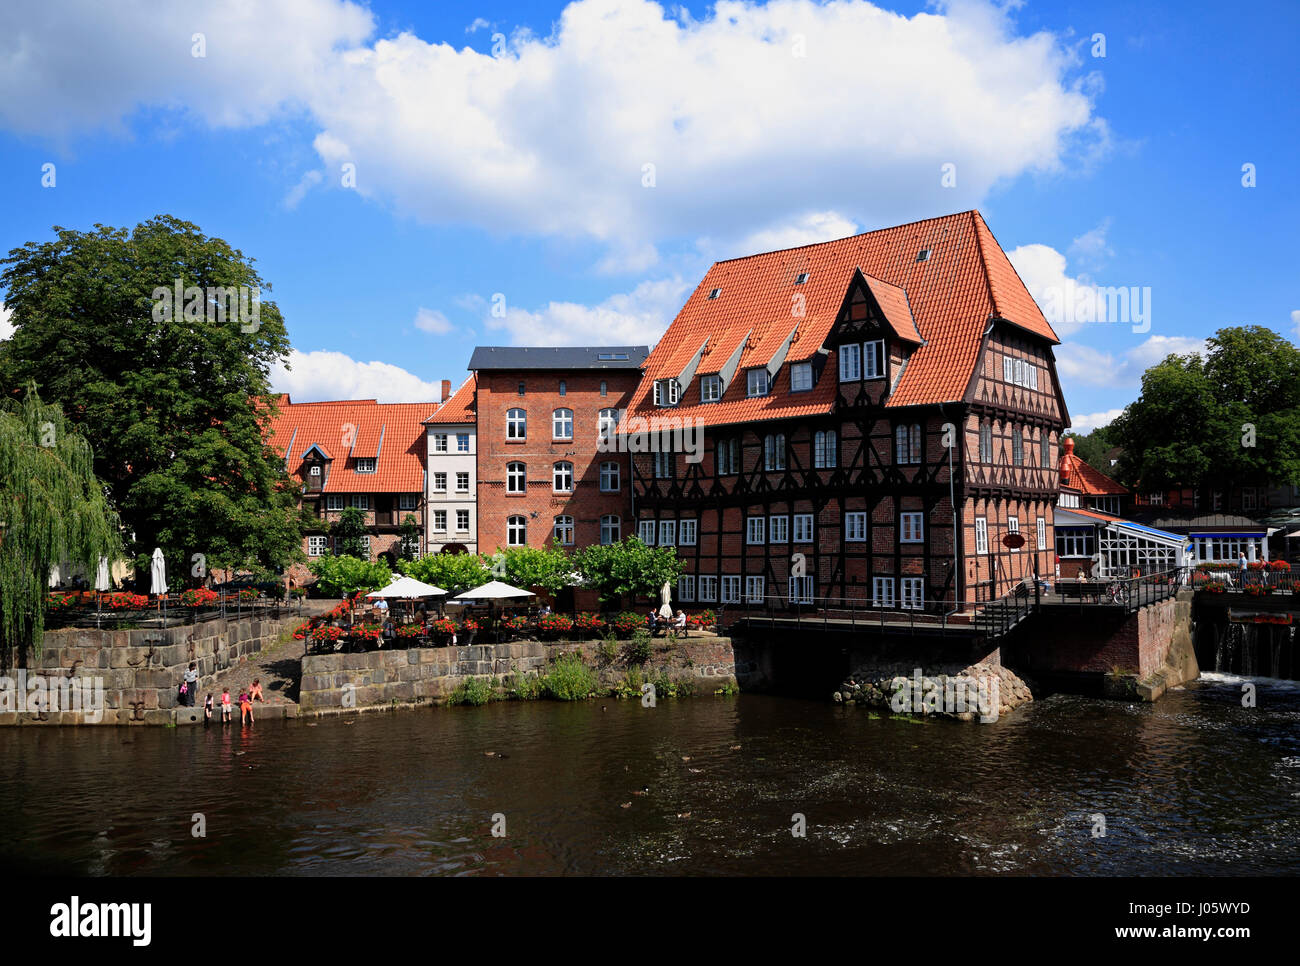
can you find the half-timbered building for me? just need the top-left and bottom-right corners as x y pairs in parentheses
(625, 210), (1066, 613)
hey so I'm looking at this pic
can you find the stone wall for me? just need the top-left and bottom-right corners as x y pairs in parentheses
(0, 615), (295, 725)
(299, 637), (760, 714)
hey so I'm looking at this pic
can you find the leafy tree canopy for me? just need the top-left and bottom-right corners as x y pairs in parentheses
(0, 384), (123, 659)
(573, 538), (682, 605)
(306, 554), (391, 598)
(0, 216), (303, 580)
(399, 552), (492, 595)
(1064, 423), (1118, 472)
(1109, 326), (1300, 491)
(332, 507), (370, 559)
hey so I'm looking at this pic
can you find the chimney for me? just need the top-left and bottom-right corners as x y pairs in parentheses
(440, 379), (451, 401)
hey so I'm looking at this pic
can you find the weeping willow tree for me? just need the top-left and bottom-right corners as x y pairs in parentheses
(0, 383), (122, 663)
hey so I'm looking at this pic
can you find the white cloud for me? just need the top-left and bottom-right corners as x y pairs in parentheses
(716, 211), (861, 260)
(1291, 309), (1300, 339)
(1069, 408), (1123, 434)
(283, 169), (324, 209)
(0, 301), (13, 340)
(0, 0), (375, 139)
(465, 18), (491, 34)
(413, 307), (454, 335)
(3, 0), (1104, 253)
(1056, 335), (1206, 389)
(483, 276), (692, 347)
(1067, 217), (1113, 270)
(270, 349), (445, 403)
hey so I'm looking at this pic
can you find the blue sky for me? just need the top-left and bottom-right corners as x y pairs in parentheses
(1, 0), (1296, 431)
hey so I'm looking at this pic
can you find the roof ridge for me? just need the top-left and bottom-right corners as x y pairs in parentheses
(713, 209), (979, 265)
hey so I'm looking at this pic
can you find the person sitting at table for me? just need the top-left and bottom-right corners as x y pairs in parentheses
(647, 609), (660, 635)
(674, 609), (688, 637)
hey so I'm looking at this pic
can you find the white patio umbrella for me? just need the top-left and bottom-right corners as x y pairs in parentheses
(48, 562), (61, 589)
(150, 548), (168, 595)
(366, 575), (448, 599)
(658, 579), (674, 619)
(95, 556), (112, 592)
(453, 580), (534, 602)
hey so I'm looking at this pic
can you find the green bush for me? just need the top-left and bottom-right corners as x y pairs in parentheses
(543, 653), (598, 701)
(625, 628), (652, 665)
(450, 676), (495, 706)
(508, 672), (543, 701)
(596, 638), (618, 667)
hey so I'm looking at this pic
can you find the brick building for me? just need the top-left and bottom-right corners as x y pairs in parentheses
(469, 346), (649, 553)
(625, 210), (1065, 613)
(265, 394), (436, 586)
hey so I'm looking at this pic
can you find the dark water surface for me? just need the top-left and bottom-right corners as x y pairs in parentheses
(2, 673), (1297, 876)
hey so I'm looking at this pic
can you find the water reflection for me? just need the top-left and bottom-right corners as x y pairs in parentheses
(0, 678), (1297, 876)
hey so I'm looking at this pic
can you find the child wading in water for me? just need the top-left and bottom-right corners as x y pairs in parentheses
(239, 689), (254, 724)
(221, 688), (232, 722)
(204, 693), (213, 723)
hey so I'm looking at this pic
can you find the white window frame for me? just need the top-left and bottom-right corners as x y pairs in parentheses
(747, 368), (771, 397)
(433, 510), (447, 532)
(433, 472), (447, 492)
(653, 451), (673, 479)
(552, 408), (574, 440)
(325, 494), (344, 511)
(506, 462), (526, 494)
(698, 575), (718, 602)
(901, 577), (924, 611)
(507, 516), (526, 546)
(456, 472), (470, 493)
(678, 575), (696, 602)
(1036, 516), (1047, 551)
(638, 520), (656, 545)
(308, 535), (329, 557)
(838, 343), (861, 381)
(506, 408), (526, 440)
(599, 461), (620, 492)
(355, 458), (376, 473)
(845, 511), (867, 542)
(679, 519), (697, 546)
(432, 433), (448, 453)
(872, 577), (895, 608)
(763, 434), (786, 471)
(746, 517), (765, 545)
(600, 514), (621, 545)
(791, 362), (813, 392)
(554, 515), (574, 545)
(975, 517), (988, 554)
(700, 374), (722, 402)
(1008, 515), (1021, 551)
(399, 493), (419, 510)
(659, 520), (677, 546)
(788, 575), (813, 604)
(745, 576), (765, 603)
(863, 339), (884, 379)
(457, 433), (470, 453)
(553, 461), (574, 493)
(455, 509), (470, 532)
(793, 513), (814, 543)
(348, 494), (370, 510)
(721, 575), (741, 604)
(814, 430), (837, 468)
(769, 515), (789, 543)
(900, 511), (924, 544)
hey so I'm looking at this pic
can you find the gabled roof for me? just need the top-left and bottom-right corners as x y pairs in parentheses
(627, 210), (1057, 428)
(265, 396), (431, 493)
(468, 346), (649, 371)
(425, 375), (476, 425)
(1059, 438), (1128, 496)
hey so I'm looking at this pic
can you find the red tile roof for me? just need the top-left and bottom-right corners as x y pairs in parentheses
(628, 210), (1057, 428)
(1059, 438), (1127, 496)
(425, 376), (476, 424)
(265, 396), (430, 494)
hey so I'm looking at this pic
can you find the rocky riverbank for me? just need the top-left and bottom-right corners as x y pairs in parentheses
(833, 661), (1034, 722)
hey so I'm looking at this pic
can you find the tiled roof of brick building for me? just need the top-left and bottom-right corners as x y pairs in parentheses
(468, 346), (650, 370)
(628, 210), (1057, 428)
(1059, 438), (1128, 496)
(425, 376), (476, 424)
(265, 396), (430, 494)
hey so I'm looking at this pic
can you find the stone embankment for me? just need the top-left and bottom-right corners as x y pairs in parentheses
(833, 660), (1034, 721)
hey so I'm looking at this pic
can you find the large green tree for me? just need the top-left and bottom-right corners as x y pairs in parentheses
(1064, 424), (1118, 471)
(0, 216), (304, 580)
(0, 385), (122, 660)
(574, 538), (682, 606)
(1110, 326), (1300, 491)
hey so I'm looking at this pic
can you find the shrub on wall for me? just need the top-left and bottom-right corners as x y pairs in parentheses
(542, 653), (597, 701)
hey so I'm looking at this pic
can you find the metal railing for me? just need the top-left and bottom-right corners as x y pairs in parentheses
(719, 594), (968, 635)
(44, 592), (302, 630)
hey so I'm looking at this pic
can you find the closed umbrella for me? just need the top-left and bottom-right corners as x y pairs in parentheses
(48, 562), (61, 589)
(150, 548), (168, 594)
(95, 556), (111, 592)
(658, 579), (674, 619)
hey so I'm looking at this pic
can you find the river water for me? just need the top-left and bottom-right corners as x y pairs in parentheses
(2, 674), (1297, 876)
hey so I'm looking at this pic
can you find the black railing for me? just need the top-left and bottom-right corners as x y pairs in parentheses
(44, 593), (301, 631)
(720, 594), (967, 635)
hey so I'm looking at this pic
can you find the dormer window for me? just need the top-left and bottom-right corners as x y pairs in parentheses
(707, 288), (722, 300)
(790, 363), (813, 392)
(795, 272), (810, 285)
(355, 458), (376, 473)
(653, 379), (679, 407)
(863, 340), (884, 379)
(917, 249), (931, 262)
(746, 368), (770, 397)
(700, 374), (722, 403)
(309, 465), (321, 476)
